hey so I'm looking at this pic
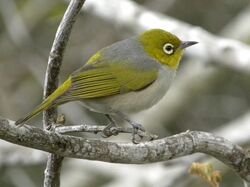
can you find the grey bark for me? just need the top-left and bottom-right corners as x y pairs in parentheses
(1, 118), (249, 182)
(42, 0), (86, 186)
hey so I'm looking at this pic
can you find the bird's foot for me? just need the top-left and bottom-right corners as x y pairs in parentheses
(130, 122), (146, 144)
(101, 123), (119, 138)
(101, 113), (157, 143)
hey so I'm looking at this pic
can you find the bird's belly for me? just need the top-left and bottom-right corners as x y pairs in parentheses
(81, 67), (175, 115)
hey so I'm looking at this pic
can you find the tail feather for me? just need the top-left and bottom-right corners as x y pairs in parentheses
(15, 77), (72, 126)
(15, 101), (51, 126)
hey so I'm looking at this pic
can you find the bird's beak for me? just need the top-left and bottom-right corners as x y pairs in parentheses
(180, 41), (198, 49)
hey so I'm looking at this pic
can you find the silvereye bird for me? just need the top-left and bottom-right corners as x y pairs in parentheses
(15, 29), (197, 139)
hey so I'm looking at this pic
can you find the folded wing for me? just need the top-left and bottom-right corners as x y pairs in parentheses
(59, 62), (158, 101)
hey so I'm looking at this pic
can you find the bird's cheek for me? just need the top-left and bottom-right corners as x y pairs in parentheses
(167, 53), (183, 69)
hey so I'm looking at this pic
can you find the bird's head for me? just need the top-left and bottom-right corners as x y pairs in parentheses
(139, 29), (197, 69)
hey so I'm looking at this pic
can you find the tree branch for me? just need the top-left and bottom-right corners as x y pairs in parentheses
(43, 0), (85, 128)
(1, 111), (250, 171)
(1, 117), (249, 182)
(42, 0), (85, 186)
(44, 155), (64, 187)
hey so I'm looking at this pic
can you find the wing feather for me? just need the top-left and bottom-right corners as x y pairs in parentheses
(59, 62), (158, 100)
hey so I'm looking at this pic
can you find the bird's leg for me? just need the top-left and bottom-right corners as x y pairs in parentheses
(105, 114), (117, 127)
(102, 114), (119, 137)
(115, 111), (145, 144)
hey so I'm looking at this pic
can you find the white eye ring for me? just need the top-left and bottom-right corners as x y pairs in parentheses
(163, 43), (174, 55)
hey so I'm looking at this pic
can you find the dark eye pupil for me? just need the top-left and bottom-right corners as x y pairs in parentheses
(166, 46), (172, 51)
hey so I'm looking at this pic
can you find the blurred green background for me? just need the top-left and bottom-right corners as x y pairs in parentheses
(0, 0), (250, 187)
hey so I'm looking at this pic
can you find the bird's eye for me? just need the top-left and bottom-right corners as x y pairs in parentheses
(163, 43), (174, 55)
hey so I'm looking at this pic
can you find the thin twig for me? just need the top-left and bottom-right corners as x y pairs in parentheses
(42, 0), (85, 187)
(0, 118), (250, 182)
(55, 124), (158, 140)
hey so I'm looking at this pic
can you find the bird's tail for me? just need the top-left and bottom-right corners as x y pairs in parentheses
(15, 78), (72, 126)
(15, 97), (54, 126)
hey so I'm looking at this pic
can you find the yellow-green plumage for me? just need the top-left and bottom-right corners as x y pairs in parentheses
(16, 78), (72, 124)
(139, 29), (183, 69)
(69, 64), (157, 98)
(15, 29), (197, 126)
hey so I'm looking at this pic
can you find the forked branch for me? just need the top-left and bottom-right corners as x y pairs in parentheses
(0, 118), (249, 182)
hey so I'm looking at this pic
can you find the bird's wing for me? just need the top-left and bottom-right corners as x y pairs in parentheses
(61, 62), (158, 99)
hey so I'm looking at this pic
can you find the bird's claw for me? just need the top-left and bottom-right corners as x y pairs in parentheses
(131, 122), (145, 132)
(101, 116), (153, 144)
(130, 122), (145, 144)
(101, 123), (119, 138)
